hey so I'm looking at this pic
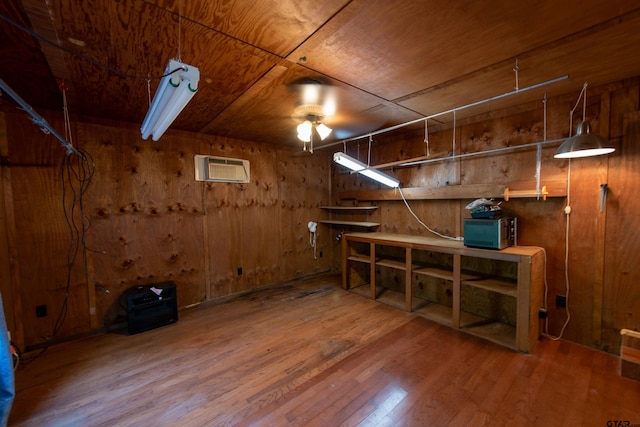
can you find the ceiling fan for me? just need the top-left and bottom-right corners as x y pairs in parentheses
(288, 77), (388, 154)
(290, 78), (336, 153)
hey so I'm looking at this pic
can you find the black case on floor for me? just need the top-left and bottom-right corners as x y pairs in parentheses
(122, 281), (178, 334)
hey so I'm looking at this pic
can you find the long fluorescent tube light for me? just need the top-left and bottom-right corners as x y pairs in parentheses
(333, 151), (366, 171)
(333, 152), (399, 188)
(141, 59), (200, 141)
(360, 168), (400, 188)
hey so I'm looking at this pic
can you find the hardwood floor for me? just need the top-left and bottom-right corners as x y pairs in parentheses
(8, 274), (640, 426)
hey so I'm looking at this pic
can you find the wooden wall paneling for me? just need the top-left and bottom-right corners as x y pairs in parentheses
(608, 83), (640, 139)
(199, 136), (246, 298)
(591, 91), (611, 347)
(235, 144), (280, 291)
(602, 111), (640, 353)
(199, 136), (290, 298)
(277, 151), (332, 279)
(205, 181), (243, 298)
(459, 112), (546, 186)
(6, 111), (91, 347)
(0, 111), (23, 347)
(558, 154), (610, 345)
(378, 199), (460, 239)
(80, 123), (206, 326)
(160, 133), (207, 306)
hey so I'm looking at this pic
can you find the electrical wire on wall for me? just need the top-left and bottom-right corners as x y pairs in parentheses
(56, 81), (102, 336)
(398, 188), (463, 241)
(361, 139), (461, 241)
(543, 160), (572, 340)
(8, 80), (99, 364)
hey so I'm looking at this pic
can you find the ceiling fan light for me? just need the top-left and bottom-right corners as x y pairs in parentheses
(316, 123), (332, 140)
(297, 121), (312, 142)
(554, 120), (615, 159)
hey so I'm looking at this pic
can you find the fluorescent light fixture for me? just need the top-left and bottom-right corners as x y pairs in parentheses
(333, 151), (366, 171)
(360, 168), (400, 188)
(333, 152), (399, 188)
(554, 120), (615, 159)
(141, 59), (200, 141)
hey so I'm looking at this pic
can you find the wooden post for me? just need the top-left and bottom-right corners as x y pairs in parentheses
(405, 247), (412, 311)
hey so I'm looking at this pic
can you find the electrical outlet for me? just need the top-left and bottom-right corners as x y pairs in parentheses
(237, 267), (243, 276)
(556, 295), (567, 308)
(36, 305), (47, 318)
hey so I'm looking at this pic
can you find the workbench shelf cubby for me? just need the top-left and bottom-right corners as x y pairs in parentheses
(342, 232), (544, 353)
(319, 206), (380, 230)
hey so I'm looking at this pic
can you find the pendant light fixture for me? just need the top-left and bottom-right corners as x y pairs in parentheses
(554, 83), (615, 159)
(554, 120), (614, 158)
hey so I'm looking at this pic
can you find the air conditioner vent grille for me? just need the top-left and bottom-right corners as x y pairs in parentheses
(194, 155), (250, 183)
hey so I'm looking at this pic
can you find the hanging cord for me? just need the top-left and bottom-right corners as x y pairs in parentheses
(543, 160), (571, 340)
(424, 119), (430, 157)
(309, 229), (317, 259)
(398, 188), (462, 241)
(21, 82), (103, 364)
(536, 94), (546, 200)
(367, 135), (373, 167)
(543, 84), (587, 340)
(452, 110), (456, 156)
(60, 80), (73, 147)
(146, 78), (152, 107)
(569, 83), (588, 136)
(177, 0), (182, 62)
(513, 58), (519, 92)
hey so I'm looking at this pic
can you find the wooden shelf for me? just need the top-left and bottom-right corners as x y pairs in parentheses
(338, 180), (567, 202)
(320, 206), (378, 211)
(376, 258), (413, 270)
(413, 265), (481, 281)
(413, 301), (453, 327)
(347, 254), (372, 264)
(342, 232), (544, 353)
(462, 277), (518, 297)
(320, 206), (379, 231)
(462, 320), (517, 350)
(319, 220), (380, 228)
(349, 283), (370, 298)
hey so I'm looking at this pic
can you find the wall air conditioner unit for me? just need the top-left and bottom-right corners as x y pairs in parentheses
(194, 155), (250, 183)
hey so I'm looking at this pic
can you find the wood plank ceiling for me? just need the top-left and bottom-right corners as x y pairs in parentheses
(1, 0), (640, 150)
